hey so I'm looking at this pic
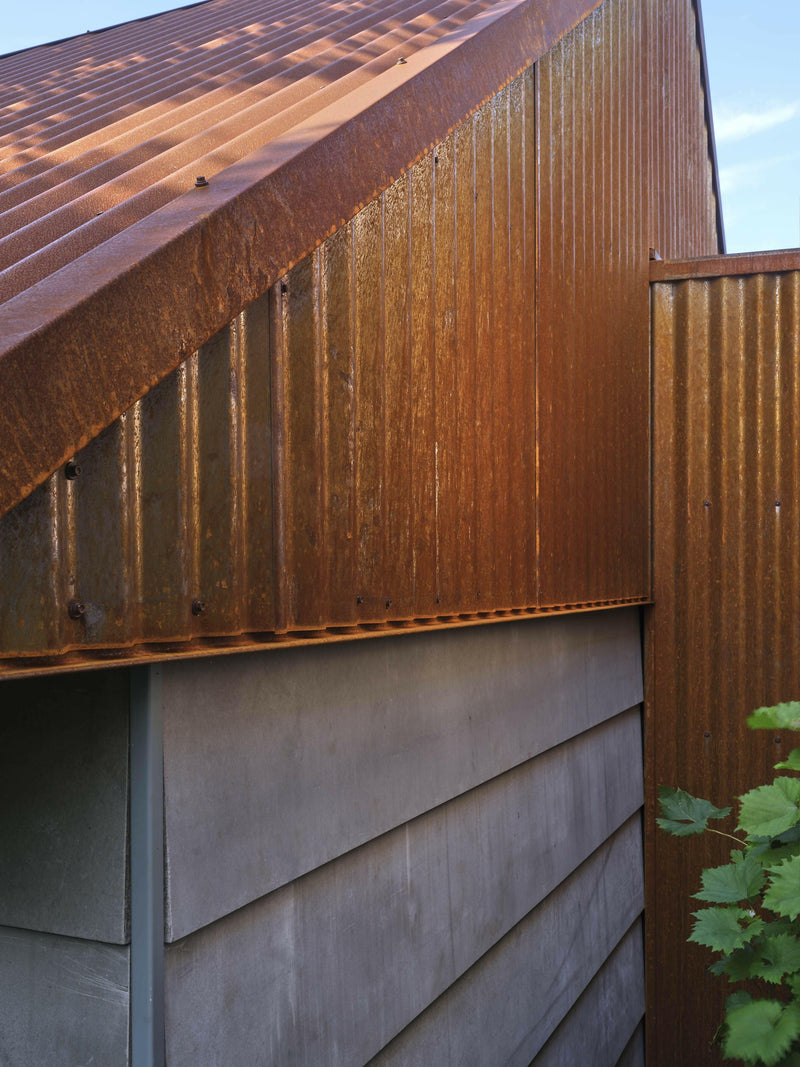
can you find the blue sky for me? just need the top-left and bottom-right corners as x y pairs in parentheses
(2, 1), (798, 254)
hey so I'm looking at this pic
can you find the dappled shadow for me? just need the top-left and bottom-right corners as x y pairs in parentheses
(0, 0), (498, 302)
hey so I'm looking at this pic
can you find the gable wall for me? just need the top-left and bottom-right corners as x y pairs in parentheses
(0, 0), (719, 672)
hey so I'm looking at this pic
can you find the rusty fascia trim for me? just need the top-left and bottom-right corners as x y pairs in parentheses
(0, 0), (603, 522)
(650, 247), (800, 282)
(694, 0), (726, 254)
(0, 598), (650, 681)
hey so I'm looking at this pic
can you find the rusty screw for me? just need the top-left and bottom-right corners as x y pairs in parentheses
(68, 599), (86, 620)
(194, 175), (209, 188)
(65, 460), (82, 479)
(191, 599), (206, 616)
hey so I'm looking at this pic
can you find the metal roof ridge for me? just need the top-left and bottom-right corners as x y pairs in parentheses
(0, 0), (603, 521)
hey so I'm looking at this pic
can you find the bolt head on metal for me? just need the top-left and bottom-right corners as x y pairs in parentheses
(68, 599), (86, 620)
(191, 599), (206, 616)
(65, 460), (82, 479)
(194, 175), (209, 187)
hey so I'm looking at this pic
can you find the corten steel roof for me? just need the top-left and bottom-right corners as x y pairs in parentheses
(0, 0), (608, 522)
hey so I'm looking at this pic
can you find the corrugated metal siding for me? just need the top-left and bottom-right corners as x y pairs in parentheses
(0, 0), (722, 672)
(274, 72), (538, 630)
(0, 72), (549, 666)
(535, 0), (719, 607)
(0, 0), (500, 302)
(648, 263), (800, 1065)
(0, 294), (276, 658)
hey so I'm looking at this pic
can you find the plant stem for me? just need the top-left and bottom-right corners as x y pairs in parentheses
(708, 827), (746, 846)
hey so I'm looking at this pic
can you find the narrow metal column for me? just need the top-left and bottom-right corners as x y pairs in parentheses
(130, 666), (165, 1067)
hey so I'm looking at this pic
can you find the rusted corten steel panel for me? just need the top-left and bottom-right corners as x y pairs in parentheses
(535, 0), (720, 607)
(647, 259), (800, 1066)
(0, 0), (607, 521)
(0, 66), (647, 675)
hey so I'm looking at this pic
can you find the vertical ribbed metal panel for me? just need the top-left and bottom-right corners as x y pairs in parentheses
(0, 72), (539, 659)
(535, 0), (718, 607)
(648, 271), (800, 1065)
(273, 71), (538, 630)
(0, 294), (274, 656)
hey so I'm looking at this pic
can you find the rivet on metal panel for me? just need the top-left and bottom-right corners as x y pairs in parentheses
(703, 731), (711, 738)
(356, 595), (363, 605)
(194, 176), (209, 188)
(191, 599), (206, 616)
(775, 736), (783, 745)
(703, 500), (711, 508)
(64, 460), (82, 479)
(385, 599), (391, 609)
(396, 57), (407, 65)
(775, 500), (782, 510)
(67, 599), (86, 620)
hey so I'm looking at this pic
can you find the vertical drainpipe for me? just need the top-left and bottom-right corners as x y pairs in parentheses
(130, 666), (165, 1067)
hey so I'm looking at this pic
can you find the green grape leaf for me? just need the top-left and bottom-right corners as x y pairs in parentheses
(776, 748), (800, 772)
(748, 703), (800, 731)
(764, 855), (800, 920)
(689, 907), (764, 954)
(694, 855), (764, 903)
(751, 934), (800, 983)
(723, 1000), (800, 1066)
(711, 945), (759, 980)
(739, 779), (800, 839)
(657, 786), (732, 836)
(726, 990), (754, 1012)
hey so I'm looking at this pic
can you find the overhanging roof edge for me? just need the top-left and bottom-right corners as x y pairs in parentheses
(0, 0), (603, 521)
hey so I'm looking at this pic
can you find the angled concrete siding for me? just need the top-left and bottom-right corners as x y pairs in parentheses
(162, 608), (645, 1065)
(0, 672), (131, 1065)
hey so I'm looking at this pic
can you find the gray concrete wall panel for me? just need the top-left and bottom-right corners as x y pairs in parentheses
(162, 609), (642, 939)
(0, 926), (129, 1067)
(0, 670), (129, 943)
(369, 815), (643, 1067)
(164, 709), (643, 1067)
(616, 1023), (645, 1067)
(532, 921), (645, 1067)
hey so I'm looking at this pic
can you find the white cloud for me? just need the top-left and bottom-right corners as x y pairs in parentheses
(720, 150), (800, 194)
(715, 102), (800, 143)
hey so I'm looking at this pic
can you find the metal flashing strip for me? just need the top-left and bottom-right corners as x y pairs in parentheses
(0, 599), (649, 680)
(650, 248), (800, 282)
(130, 666), (165, 1067)
(0, 0), (603, 521)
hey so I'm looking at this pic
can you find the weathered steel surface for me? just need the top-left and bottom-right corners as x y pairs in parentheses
(652, 247), (800, 282)
(0, 70), (646, 674)
(648, 269), (800, 1065)
(0, 0), (725, 674)
(0, 0), (606, 522)
(536, 0), (720, 607)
